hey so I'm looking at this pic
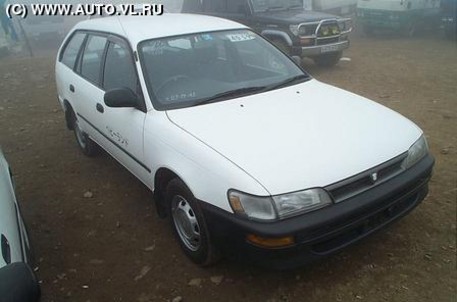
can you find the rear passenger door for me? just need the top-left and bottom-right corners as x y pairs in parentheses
(56, 31), (86, 117)
(72, 33), (108, 143)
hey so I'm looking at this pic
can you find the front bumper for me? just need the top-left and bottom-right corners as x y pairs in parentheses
(297, 40), (349, 57)
(200, 154), (434, 269)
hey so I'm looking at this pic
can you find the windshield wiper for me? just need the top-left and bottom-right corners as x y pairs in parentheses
(265, 74), (310, 92)
(194, 86), (267, 106)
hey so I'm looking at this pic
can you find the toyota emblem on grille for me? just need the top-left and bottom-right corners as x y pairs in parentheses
(370, 172), (378, 183)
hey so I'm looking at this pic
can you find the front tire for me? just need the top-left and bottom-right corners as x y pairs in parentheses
(166, 179), (220, 266)
(313, 51), (342, 67)
(71, 114), (98, 157)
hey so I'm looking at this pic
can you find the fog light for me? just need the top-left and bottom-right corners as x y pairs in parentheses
(246, 234), (295, 248)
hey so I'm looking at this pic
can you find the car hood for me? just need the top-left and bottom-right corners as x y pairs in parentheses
(253, 9), (340, 24)
(166, 80), (422, 195)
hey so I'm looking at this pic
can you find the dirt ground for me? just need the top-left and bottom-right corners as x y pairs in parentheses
(0, 29), (456, 302)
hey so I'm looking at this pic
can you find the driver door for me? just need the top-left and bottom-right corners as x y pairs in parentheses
(95, 37), (151, 185)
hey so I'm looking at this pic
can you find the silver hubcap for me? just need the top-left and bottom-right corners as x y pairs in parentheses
(74, 119), (87, 148)
(171, 195), (201, 251)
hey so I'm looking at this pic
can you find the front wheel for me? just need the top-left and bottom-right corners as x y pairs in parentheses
(313, 51), (342, 67)
(166, 179), (220, 266)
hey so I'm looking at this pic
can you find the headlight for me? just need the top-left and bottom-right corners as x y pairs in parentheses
(298, 25), (307, 36)
(289, 24), (299, 36)
(273, 188), (332, 219)
(402, 135), (428, 169)
(228, 188), (332, 221)
(338, 19), (353, 32)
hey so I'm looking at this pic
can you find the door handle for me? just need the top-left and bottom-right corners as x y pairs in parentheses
(69, 84), (75, 92)
(96, 103), (104, 113)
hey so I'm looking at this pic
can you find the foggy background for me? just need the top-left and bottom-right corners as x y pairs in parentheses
(0, 0), (185, 57)
(0, 0), (452, 59)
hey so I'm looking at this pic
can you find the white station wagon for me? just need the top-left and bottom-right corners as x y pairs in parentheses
(55, 14), (434, 268)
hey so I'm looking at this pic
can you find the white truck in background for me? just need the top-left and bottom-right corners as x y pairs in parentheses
(305, 0), (358, 15)
(357, 0), (442, 36)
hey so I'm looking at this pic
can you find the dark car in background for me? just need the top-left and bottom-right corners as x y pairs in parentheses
(182, 0), (352, 67)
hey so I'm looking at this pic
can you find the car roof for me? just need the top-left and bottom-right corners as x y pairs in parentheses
(74, 14), (247, 45)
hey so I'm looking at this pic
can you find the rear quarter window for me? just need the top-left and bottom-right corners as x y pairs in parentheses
(60, 32), (86, 69)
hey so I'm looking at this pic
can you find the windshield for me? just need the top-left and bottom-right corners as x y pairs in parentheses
(251, 0), (304, 12)
(139, 29), (308, 110)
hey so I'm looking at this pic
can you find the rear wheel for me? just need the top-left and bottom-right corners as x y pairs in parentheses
(71, 114), (98, 157)
(166, 178), (220, 266)
(313, 51), (342, 67)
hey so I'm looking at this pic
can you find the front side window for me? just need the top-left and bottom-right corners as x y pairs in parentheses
(61, 32), (86, 69)
(80, 35), (107, 85)
(139, 29), (307, 110)
(103, 42), (138, 93)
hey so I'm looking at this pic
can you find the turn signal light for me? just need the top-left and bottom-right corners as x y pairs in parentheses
(246, 234), (295, 249)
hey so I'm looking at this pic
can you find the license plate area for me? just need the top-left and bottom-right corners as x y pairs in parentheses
(321, 45), (340, 53)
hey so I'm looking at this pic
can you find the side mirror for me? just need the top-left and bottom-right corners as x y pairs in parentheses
(104, 87), (140, 108)
(0, 263), (41, 302)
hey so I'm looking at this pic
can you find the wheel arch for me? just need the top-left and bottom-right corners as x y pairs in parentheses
(63, 99), (75, 130)
(261, 30), (293, 47)
(153, 167), (189, 218)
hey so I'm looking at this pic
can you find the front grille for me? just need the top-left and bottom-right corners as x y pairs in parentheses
(326, 153), (407, 203)
(318, 22), (340, 37)
(310, 189), (420, 254)
(317, 37), (340, 45)
(303, 24), (318, 35)
(293, 174), (429, 254)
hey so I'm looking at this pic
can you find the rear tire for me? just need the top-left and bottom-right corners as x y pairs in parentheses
(313, 51), (342, 67)
(71, 113), (98, 157)
(166, 178), (220, 266)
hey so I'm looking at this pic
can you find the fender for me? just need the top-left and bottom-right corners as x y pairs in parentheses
(261, 29), (293, 47)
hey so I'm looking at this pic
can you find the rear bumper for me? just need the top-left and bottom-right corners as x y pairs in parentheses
(200, 154), (434, 269)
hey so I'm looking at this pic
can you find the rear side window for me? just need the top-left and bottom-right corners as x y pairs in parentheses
(103, 42), (138, 93)
(61, 32), (86, 69)
(80, 35), (108, 85)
